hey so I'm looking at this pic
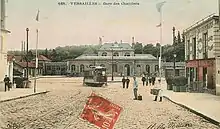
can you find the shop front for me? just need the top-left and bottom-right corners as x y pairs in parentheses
(186, 58), (215, 92)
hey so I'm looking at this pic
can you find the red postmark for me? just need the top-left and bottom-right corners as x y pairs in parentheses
(80, 92), (122, 129)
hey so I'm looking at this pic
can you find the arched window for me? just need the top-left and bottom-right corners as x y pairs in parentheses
(113, 52), (119, 56)
(113, 64), (117, 72)
(124, 52), (130, 56)
(80, 64), (84, 72)
(155, 65), (159, 72)
(71, 65), (76, 72)
(102, 52), (107, 56)
(137, 64), (141, 67)
(146, 65), (150, 74)
(89, 64), (93, 68)
(100, 64), (105, 67)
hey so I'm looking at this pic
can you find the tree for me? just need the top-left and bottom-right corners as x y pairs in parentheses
(177, 31), (181, 44)
(44, 48), (48, 57)
(133, 42), (143, 54)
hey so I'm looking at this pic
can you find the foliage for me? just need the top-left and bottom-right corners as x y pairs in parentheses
(166, 76), (173, 85)
(7, 28), (185, 62)
(172, 76), (187, 86)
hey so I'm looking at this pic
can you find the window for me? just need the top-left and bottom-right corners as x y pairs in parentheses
(56, 66), (60, 70)
(137, 64), (141, 67)
(113, 52), (119, 56)
(102, 52), (107, 56)
(124, 52), (130, 56)
(113, 64), (117, 72)
(203, 32), (208, 59)
(187, 40), (190, 60)
(71, 65), (75, 71)
(155, 65), (159, 72)
(193, 37), (196, 59)
(146, 65), (150, 73)
(80, 64), (84, 72)
(47, 66), (51, 70)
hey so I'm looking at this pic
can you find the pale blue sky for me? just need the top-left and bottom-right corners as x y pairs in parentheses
(5, 0), (218, 50)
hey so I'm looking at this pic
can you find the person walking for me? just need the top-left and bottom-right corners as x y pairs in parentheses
(3, 75), (10, 92)
(122, 76), (126, 88)
(154, 80), (163, 102)
(133, 76), (138, 100)
(141, 74), (146, 86)
(145, 73), (149, 86)
(148, 74), (152, 86)
(152, 73), (156, 86)
(126, 77), (130, 89)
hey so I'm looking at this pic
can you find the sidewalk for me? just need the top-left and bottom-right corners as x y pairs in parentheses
(0, 88), (48, 103)
(159, 78), (220, 126)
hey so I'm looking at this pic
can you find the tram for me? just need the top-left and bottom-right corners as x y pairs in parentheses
(83, 66), (107, 87)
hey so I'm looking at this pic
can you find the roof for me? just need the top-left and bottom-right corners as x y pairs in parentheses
(184, 14), (218, 33)
(7, 55), (24, 62)
(74, 54), (157, 60)
(162, 62), (185, 67)
(33, 55), (51, 62)
(99, 43), (134, 51)
(15, 62), (43, 68)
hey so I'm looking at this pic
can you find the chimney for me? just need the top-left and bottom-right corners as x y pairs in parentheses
(120, 40), (122, 44)
(21, 41), (23, 53)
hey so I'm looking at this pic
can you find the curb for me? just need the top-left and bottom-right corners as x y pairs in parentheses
(107, 81), (121, 83)
(0, 91), (50, 103)
(163, 96), (220, 127)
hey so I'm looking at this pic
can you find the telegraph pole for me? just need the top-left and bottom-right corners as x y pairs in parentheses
(26, 28), (29, 80)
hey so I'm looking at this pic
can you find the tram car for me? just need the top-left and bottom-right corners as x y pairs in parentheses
(83, 66), (107, 87)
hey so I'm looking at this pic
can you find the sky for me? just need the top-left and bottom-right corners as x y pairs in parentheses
(5, 0), (219, 50)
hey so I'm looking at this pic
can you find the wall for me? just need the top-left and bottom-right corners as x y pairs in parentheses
(185, 16), (219, 61)
(216, 57), (220, 95)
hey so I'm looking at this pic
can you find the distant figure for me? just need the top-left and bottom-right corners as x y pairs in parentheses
(141, 74), (146, 86)
(133, 76), (138, 100)
(4, 75), (10, 92)
(152, 73), (156, 86)
(145, 73), (149, 86)
(154, 80), (163, 102)
(126, 77), (130, 89)
(148, 74), (152, 86)
(122, 76), (126, 88)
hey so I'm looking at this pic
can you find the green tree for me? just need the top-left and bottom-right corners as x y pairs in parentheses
(133, 42), (143, 54)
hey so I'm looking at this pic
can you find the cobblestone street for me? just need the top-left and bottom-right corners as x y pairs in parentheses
(0, 77), (219, 129)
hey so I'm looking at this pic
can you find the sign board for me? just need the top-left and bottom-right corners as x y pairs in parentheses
(81, 92), (122, 129)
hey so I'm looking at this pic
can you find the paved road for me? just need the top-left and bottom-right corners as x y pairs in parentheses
(0, 77), (219, 129)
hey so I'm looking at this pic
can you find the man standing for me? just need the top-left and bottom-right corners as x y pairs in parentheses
(122, 76), (126, 88)
(141, 74), (146, 86)
(4, 75), (10, 92)
(126, 77), (130, 89)
(133, 76), (138, 100)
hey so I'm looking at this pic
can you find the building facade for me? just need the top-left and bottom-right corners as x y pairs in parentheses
(44, 62), (68, 75)
(184, 15), (220, 95)
(162, 62), (185, 78)
(0, 0), (10, 91)
(67, 42), (159, 77)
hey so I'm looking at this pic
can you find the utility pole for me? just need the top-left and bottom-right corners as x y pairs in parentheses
(26, 28), (29, 80)
(111, 48), (114, 81)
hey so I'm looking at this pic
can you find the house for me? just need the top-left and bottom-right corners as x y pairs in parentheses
(184, 14), (220, 95)
(33, 55), (51, 75)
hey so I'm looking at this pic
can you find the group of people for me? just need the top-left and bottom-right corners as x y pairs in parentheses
(121, 74), (163, 102)
(121, 77), (130, 89)
(141, 73), (157, 86)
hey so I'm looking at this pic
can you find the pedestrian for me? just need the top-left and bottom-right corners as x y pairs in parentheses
(3, 75), (10, 92)
(154, 80), (163, 102)
(133, 76), (138, 100)
(141, 74), (146, 86)
(152, 73), (156, 86)
(148, 74), (152, 86)
(145, 73), (149, 86)
(122, 76), (126, 88)
(126, 77), (130, 89)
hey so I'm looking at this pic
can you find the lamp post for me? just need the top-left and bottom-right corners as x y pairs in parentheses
(173, 54), (177, 76)
(26, 28), (29, 80)
(12, 57), (15, 88)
